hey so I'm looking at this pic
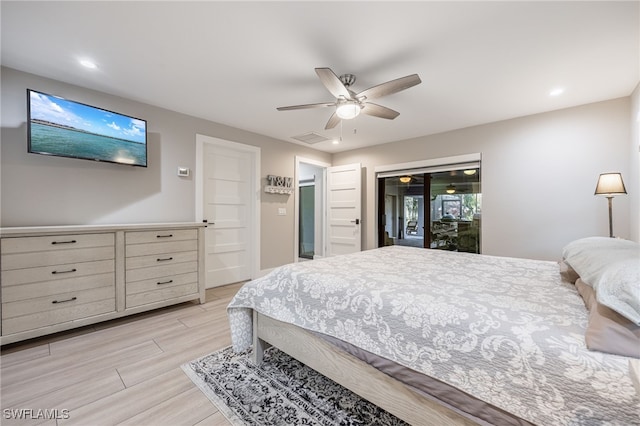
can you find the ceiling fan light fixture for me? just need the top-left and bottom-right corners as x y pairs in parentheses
(463, 169), (477, 175)
(399, 176), (412, 183)
(446, 184), (456, 194)
(336, 101), (361, 120)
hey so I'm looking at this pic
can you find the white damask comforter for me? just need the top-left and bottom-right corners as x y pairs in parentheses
(227, 246), (639, 425)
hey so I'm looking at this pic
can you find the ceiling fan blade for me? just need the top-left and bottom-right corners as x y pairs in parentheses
(315, 68), (352, 100)
(356, 74), (421, 101)
(277, 102), (335, 111)
(325, 112), (341, 129)
(361, 102), (400, 120)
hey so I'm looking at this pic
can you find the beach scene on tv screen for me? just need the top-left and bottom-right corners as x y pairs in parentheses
(29, 91), (147, 166)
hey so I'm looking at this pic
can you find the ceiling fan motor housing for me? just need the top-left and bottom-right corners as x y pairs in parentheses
(339, 74), (356, 88)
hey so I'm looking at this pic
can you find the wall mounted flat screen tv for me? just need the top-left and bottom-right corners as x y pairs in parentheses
(27, 89), (147, 167)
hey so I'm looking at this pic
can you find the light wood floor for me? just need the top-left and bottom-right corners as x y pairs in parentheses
(1, 282), (245, 426)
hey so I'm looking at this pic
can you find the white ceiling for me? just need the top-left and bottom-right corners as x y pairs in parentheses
(2, 1), (638, 153)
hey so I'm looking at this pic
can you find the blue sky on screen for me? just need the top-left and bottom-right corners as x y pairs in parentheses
(30, 91), (146, 144)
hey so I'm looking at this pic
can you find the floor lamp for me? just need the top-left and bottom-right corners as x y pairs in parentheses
(594, 172), (627, 238)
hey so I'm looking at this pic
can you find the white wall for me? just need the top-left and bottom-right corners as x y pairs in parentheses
(332, 98), (634, 261)
(0, 67), (331, 270)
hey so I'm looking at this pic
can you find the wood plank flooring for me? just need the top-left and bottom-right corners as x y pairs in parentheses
(1, 282), (245, 426)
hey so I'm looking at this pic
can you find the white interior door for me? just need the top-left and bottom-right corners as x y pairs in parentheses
(327, 163), (362, 256)
(202, 143), (253, 287)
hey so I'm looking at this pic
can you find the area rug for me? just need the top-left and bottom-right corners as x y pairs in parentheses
(182, 346), (406, 425)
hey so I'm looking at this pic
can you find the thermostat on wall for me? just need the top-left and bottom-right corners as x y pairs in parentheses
(177, 167), (190, 177)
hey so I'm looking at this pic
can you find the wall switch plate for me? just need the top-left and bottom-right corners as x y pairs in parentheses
(177, 167), (190, 177)
(278, 208), (286, 216)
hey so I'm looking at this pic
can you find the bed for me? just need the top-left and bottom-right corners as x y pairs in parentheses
(227, 241), (640, 425)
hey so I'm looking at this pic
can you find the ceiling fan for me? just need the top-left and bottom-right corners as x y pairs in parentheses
(277, 67), (422, 130)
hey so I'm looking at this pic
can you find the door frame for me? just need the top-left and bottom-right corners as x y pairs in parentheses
(195, 134), (261, 285)
(294, 156), (330, 262)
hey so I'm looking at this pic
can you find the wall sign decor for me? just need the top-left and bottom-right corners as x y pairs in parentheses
(265, 175), (294, 194)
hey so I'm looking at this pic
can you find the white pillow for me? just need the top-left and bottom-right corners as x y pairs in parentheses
(563, 237), (640, 325)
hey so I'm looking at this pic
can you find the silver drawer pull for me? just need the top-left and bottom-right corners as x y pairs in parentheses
(157, 257), (173, 262)
(157, 279), (174, 285)
(52, 268), (77, 275)
(51, 240), (77, 245)
(156, 234), (173, 238)
(52, 296), (77, 304)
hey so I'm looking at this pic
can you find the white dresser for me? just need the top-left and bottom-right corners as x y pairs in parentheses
(0, 223), (206, 345)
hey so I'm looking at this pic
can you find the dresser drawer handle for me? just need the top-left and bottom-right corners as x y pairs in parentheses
(52, 296), (77, 304)
(52, 268), (78, 275)
(157, 279), (174, 285)
(156, 234), (173, 238)
(157, 257), (174, 262)
(51, 240), (77, 245)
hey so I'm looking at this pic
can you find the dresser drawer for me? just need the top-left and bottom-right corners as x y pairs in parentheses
(125, 229), (197, 245)
(126, 251), (197, 270)
(2, 259), (115, 287)
(2, 272), (115, 303)
(2, 298), (115, 335)
(125, 265), (198, 309)
(126, 271), (198, 296)
(125, 240), (197, 257)
(126, 261), (198, 283)
(2, 285), (115, 319)
(126, 282), (198, 309)
(1, 233), (114, 255)
(2, 247), (114, 271)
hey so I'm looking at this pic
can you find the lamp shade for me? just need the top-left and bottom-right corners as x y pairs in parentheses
(594, 173), (627, 196)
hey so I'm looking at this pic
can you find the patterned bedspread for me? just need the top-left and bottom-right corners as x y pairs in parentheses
(227, 246), (639, 425)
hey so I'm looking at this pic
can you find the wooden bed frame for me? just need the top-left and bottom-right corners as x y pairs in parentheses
(252, 310), (477, 426)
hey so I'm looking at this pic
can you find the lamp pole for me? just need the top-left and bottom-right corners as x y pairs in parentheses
(606, 195), (614, 238)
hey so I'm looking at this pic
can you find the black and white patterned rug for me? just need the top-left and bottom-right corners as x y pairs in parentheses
(182, 346), (406, 425)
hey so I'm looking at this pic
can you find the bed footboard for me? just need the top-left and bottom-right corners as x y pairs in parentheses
(251, 310), (476, 426)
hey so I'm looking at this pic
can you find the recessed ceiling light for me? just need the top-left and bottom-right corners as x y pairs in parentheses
(79, 59), (97, 69)
(332, 139), (340, 145)
(549, 87), (564, 97)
